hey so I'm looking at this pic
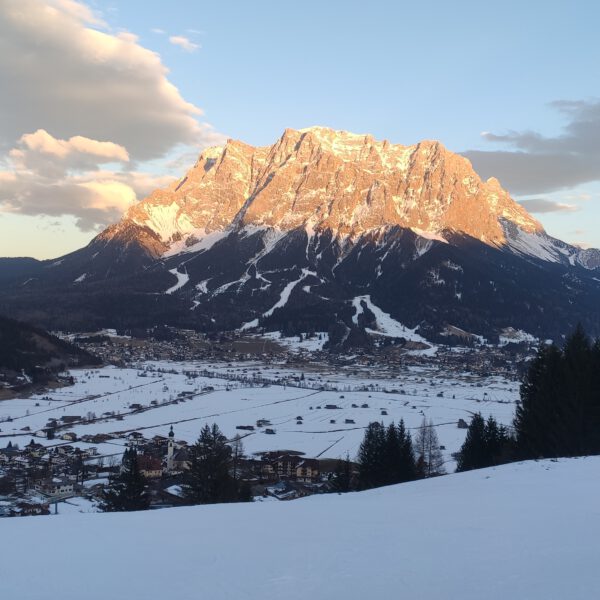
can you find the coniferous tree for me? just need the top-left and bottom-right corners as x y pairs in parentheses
(514, 326), (600, 459)
(456, 413), (487, 472)
(395, 419), (417, 483)
(183, 423), (237, 504)
(456, 413), (512, 472)
(331, 452), (354, 493)
(101, 447), (150, 512)
(357, 420), (417, 489)
(357, 422), (386, 489)
(383, 422), (401, 485)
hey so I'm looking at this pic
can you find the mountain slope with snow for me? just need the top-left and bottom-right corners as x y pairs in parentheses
(1, 127), (599, 339)
(2, 457), (599, 600)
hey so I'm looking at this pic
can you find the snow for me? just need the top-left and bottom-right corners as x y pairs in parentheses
(411, 227), (448, 244)
(0, 361), (517, 468)
(260, 332), (328, 352)
(164, 229), (229, 257)
(73, 273), (87, 283)
(240, 269), (315, 329)
(352, 295), (433, 348)
(498, 327), (538, 346)
(503, 226), (563, 264)
(138, 201), (195, 243)
(2, 457), (599, 599)
(164, 268), (189, 294)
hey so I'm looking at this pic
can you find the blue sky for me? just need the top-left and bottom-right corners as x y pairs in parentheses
(1, 0), (599, 257)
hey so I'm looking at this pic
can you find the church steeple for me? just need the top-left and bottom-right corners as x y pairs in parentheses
(167, 425), (175, 473)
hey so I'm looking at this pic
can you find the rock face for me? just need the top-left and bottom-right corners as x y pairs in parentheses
(123, 127), (541, 249)
(1, 127), (599, 340)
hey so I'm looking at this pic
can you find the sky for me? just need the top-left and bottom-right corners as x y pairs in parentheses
(1, 0), (599, 258)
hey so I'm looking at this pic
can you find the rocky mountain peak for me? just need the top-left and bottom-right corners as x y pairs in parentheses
(117, 127), (542, 250)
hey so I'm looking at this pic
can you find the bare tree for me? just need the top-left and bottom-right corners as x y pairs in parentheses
(230, 434), (244, 481)
(414, 417), (445, 477)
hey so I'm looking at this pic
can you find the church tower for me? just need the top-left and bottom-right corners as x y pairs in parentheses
(167, 425), (175, 473)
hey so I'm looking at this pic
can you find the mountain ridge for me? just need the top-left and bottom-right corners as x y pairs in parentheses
(1, 127), (599, 341)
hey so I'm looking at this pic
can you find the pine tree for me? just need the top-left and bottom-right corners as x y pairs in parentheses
(456, 413), (487, 472)
(183, 423), (237, 504)
(101, 447), (150, 512)
(357, 422), (386, 489)
(457, 414), (512, 472)
(383, 422), (401, 485)
(392, 419), (416, 483)
(514, 328), (599, 459)
(332, 453), (354, 493)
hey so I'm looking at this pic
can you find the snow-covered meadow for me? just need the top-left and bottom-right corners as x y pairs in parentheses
(0, 360), (519, 467)
(2, 457), (598, 600)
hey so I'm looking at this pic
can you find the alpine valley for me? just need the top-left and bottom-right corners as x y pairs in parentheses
(2, 127), (599, 344)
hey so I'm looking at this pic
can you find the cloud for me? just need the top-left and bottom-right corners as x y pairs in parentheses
(0, 0), (223, 160)
(518, 198), (580, 214)
(8, 129), (130, 178)
(463, 99), (600, 195)
(151, 28), (165, 34)
(169, 35), (200, 52)
(0, 130), (176, 230)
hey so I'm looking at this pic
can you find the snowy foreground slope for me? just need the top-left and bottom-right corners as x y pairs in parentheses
(2, 458), (599, 600)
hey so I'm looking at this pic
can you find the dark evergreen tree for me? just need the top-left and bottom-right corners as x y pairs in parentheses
(357, 420), (416, 490)
(514, 326), (600, 459)
(457, 413), (512, 472)
(357, 422), (386, 489)
(456, 413), (487, 472)
(101, 447), (150, 512)
(183, 423), (239, 504)
(396, 419), (417, 483)
(332, 453), (354, 493)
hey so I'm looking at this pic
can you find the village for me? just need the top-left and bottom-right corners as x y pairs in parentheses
(0, 327), (532, 517)
(0, 421), (326, 517)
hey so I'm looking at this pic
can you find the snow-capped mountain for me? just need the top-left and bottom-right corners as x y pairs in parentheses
(1, 127), (599, 340)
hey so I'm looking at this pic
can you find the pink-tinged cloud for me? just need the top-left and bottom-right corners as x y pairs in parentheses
(169, 35), (200, 52)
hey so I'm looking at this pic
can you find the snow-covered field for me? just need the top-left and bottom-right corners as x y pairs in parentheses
(0, 361), (518, 466)
(1, 457), (598, 600)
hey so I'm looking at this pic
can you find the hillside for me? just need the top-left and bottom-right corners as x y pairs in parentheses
(0, 316), (100, 384)
(2, 457), (599, 600)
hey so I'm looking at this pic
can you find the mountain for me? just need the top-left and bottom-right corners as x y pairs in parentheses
(2, 458), (599, 600)
(0, 315), (101, 384)
(1, 127), (599, 340)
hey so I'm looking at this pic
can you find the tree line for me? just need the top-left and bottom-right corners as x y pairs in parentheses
(456, 325), (600, 473)
(339, 325), (600, 492)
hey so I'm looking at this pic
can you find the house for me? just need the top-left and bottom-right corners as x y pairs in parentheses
(271, 454), (320, 483)
(60, 416), (82, 424)
(61, 432), (77, 442)
(34, 477), (76, 499)
(138, 455), (163, 479)
(10, 501), (50, 517)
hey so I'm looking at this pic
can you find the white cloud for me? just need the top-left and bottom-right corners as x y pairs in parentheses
(0, 130), (176, 231)
(169, 35), (200, 53)
(0, 0), (222, 160)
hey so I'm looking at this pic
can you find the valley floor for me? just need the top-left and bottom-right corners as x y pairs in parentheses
(1, 457), (598, 600)
(0, 359), (518, 467)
